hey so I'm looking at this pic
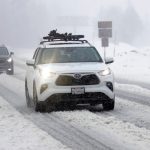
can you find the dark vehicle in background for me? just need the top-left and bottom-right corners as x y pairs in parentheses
(0, 45), (14, 75)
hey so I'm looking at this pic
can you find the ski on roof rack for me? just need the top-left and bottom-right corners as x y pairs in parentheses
(42, 29), (85, 42)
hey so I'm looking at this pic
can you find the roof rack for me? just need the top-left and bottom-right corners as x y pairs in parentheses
(40, 29), (87, 44)
(40, 39), (89, 45)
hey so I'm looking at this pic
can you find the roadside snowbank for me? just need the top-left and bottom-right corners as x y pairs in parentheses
(115, 83), (150, 97)
(0, 96), (69, 150)
(93, 41), (150, 84)
(112, 43), (150, 83)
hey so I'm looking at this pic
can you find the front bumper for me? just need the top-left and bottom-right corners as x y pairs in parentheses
(37, 76), (115, 104)
(44, 92), (114, 105)
(0, 63), (12, 73)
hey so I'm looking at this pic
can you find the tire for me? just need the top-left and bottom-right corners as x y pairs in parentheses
(103, 99), (115, 111)
(35, 101), (47, 112)
(25, 80), (32, 107)
(33, 83), (46, 112)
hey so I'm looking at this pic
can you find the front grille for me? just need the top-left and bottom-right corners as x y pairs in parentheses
(56, 74), (100, 86)
(0, 59), (6, 63)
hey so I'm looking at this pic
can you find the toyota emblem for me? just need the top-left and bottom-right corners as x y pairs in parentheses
(74, 74), (82, 79)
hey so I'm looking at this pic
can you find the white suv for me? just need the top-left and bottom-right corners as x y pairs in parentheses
(25, 32), (115, 112)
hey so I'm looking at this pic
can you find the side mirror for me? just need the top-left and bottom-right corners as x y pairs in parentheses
(105, 57), (114, 64)
(10, 52), (14, 55)
(26, 59), (35, 66)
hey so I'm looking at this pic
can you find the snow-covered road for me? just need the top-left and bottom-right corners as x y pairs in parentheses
(0, 58), (150, 150)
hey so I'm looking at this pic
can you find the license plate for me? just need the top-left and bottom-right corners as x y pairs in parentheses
(71, 87), (85, 95)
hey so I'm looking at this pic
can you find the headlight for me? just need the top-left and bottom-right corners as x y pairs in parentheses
(39, 68), (56, 79)
(98, 68), (111, 76)
(7, 58), (12, 62)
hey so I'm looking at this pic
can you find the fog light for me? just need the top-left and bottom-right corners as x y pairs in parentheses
(8, 68), (12, 71)
(40, 84), (48, 94)
(106, 82), (113, 91)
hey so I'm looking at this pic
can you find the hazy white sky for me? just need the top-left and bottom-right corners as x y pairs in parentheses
(131, 0), (150, 18)
(0, 0), (150, 48)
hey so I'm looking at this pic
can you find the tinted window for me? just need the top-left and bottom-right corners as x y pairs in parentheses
(38, 47), (103, 64)
(0, 47), (9, 55)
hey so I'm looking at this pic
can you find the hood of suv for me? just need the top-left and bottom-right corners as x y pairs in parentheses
(38, 62), (107, 73)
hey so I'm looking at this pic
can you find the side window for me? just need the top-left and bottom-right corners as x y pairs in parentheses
(33, 48), (39, 59)
(35, 49), (42, 65)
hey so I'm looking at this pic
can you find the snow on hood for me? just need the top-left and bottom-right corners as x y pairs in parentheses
(38, 62), (107, 73)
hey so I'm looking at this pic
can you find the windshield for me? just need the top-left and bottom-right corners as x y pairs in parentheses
(38, 47), (103, 64)
(0, 47), (9, 55)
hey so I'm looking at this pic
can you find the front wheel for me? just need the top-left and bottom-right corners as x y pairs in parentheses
(25, 80), (32, 107)
(33, 83), (46, 112)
